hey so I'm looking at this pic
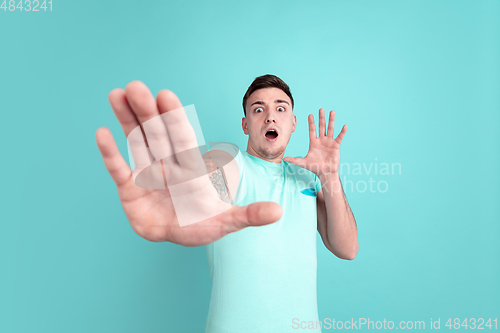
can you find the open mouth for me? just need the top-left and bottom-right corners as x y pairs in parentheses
(265, 129), (279, 141)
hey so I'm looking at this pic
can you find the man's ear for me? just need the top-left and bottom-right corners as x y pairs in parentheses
(242, 117), (249, 135)
(292, 114), (297, 132)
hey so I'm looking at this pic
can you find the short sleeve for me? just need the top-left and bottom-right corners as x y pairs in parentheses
(208, 142), (242, 170)
(314, 173), (322, 194)
(209, 142), (239, 157)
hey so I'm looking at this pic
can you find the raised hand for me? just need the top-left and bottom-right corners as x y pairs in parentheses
(95, 81), (282, 246)
(283, 108), (347, 182)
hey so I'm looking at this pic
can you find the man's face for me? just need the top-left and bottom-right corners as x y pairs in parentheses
(242, 87), (296, 161)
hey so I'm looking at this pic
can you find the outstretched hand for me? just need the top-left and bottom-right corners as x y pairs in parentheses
(95, 81), (282, 246)
(283, 108), (347, 181)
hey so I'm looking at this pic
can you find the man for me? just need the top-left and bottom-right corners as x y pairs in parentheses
(95, 74), (358, 332)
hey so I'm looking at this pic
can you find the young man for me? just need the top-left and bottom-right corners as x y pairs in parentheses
(95, 74), (358, 333)
(205, 75), (358, 332)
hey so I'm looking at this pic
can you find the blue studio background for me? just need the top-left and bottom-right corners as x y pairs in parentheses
(1, 1), (499, 332)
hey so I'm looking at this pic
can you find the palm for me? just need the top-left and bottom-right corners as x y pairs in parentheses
(95, 81), (282, 246)
(115, 175), (225, 245)
(284, 108), (347, 178)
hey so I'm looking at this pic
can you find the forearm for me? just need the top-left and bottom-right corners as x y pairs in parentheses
(320, 173), (358, 259)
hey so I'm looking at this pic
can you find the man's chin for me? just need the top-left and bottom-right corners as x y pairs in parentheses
(256, 146), (285, 160)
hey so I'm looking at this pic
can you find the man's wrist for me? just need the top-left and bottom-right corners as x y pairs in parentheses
(318, 172), (342, 193)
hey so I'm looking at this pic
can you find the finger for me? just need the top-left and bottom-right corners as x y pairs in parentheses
(283, 156), (307, 168)
(308, 114), (317, 142)
(108, 89), (153, 173)
(95, 127), (133, 187)
(222, 202), (283, 234)
(326, 110), (335, 138)
(124, 81), (161, 124)
(157, 90), (205, 169)
(335, 124), (348, 144)
(168, 201), (283, 246)
(108, 88), (140, 137)
(141, 97), (177, 167)
(124, 81), (176, 166)
(318, 108), (326, 136)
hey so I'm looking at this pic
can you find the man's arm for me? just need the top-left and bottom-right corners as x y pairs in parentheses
(316, 175), (358, 260)
(283, 108), (358, 259)
(96, 82), (282, 246)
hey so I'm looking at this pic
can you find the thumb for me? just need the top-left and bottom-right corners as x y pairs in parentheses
(220, 201), (283, 235)
(283, 156), (306, 167)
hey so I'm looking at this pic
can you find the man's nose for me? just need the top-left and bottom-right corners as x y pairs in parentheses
(265, 111), (276, 123)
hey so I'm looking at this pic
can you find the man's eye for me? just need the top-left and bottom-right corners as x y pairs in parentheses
(277, 106), (285, 112)
(255, 107), (263, 113)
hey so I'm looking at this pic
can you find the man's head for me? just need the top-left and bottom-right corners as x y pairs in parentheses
(242, 74), (296, 162)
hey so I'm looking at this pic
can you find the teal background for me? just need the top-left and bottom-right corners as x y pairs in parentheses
(1, 0), (499, 332)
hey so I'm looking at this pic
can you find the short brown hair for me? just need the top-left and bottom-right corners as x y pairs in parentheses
(242, 74), (294, 116)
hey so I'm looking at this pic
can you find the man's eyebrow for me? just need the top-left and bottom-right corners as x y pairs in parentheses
(249, 99), (290, 107)
(249, 100), (264, 107)
(275, 99), (290, 106)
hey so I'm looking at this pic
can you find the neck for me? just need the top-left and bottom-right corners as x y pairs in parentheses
(246, 143), (284, 163)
